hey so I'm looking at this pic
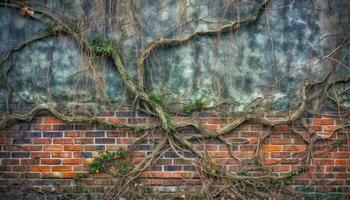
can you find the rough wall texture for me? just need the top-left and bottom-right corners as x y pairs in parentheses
(0, 0), (349, 111)
(0, 0), (350, 199)
(0, 111), (349, 198)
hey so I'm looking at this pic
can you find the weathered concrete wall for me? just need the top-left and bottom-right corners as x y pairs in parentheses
(0, 0), (349, 112)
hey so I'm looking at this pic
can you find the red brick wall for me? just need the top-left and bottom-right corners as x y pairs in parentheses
(0, 111), (349, 197)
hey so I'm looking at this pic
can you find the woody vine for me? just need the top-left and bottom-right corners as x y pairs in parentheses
(0, 0), (349, 199)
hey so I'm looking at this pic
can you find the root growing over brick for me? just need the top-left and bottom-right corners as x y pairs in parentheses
(0, 0), (349, 199)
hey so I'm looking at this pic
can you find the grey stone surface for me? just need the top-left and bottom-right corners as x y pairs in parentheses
(0, 0), (349, 112)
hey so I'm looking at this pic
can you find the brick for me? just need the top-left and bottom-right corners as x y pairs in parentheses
(116, 138), (134, 144)
(85, 145), (105, 151)
(44, 145), (62, 151)
(262, 145), (282, 151)
(74, 138), (93, 144)
(106, 145), (127, 151)
(323, 125), (340, 132)
(163, 165), (182, 171)
(128, 118), (147, 124)
(63, 159), (82, 165)
(12, 152), (30, 158)
(95, 138), (115, 144)
(64, 145), (84, 151)
(273, 125), (290, 131)
(32, 125), (52, 131)
(14, 131), (42, 138)
(22, 145), (43, 151)
(107, 132), (127, 137)
(85, 132), (105, 137)
(43, 132), (63, 137)
(52, 166), (72, 172)
(12, 139), (31, 144)
(74, 152), (93, 158)
(269, 138), (291, 145)
(52, 125), (74, 130)
(54, 138), (73, 144)
(0, 138), (10, 144)
(73, 166), (88, 171)
(43, 117), (63, 124)
(31, 118), (42, 124)
(33, 138), (52, 144)
(41, 159), (61, 165)
(282, 145), (307, 151)
(31, 152), (50, 158)
(2, 159), (19, 165)
(313, 159), (334, 165)
(335, 159), (348, 165)
(142, 179), (163, 185)
(332, 152), (349, 158)
(313, 118), (334, 125)
(308, 126), (322, 131)
(52, 152), (72, 158)
(240, 132), (259, 137)
(21, 159), (37, 165)
(74, 125), (95, 130)
(31, 166), (50, 172)
(65, 132), (83, 137)
(0, 152), (10, 158)
(206, 118), (227, 124)
(208, 152), (228, 158)
(63, 172), (77, 178)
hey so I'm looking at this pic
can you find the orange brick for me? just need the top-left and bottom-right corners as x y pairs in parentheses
(43, 117), (63, 124)
(64, 145), (84, 151)
(63, 159), (82, 165)
(44, 145), (62, 151)
(52, 166), (72, 172)
(65, 132), (83, 137)
(31, 152), (50, 158)
(313, 119), (334, 125)
(31, 166), (50, 172)
(52, 152), (72, 158)
(262, 145), (282, 152)
(323, 125), (340, 132)
(63, 172), (77, 178)
(335, 159), (348, 165)
(54, 139), (73, 144)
